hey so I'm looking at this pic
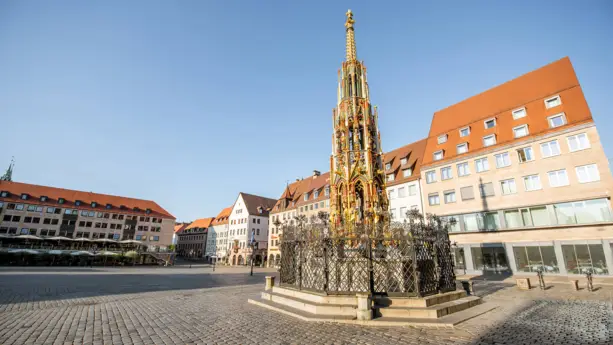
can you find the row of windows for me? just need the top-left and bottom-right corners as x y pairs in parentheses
(1, 203), (163, 223)
(0, 193), (157, 215)
(386, 168), (413, 182)
(428, 163), (601, 207)
(179, 235), (205, 242)
(434, 95), (565, 160)
(388, 184), (418, 200)
(231, 217), (263, 225)
(389, 205), (419, 220)
(303, 187), (330, 201)
(440, 198), (611, 233)
(385, 157), (410, 171)
(426, 133), (590, 184)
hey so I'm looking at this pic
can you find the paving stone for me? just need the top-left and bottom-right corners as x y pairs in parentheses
(0, 268), (612, 344)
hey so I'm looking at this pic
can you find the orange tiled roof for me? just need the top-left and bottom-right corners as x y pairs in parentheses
(0, 180), (174, 219)
(211, 206), (232, 225)
(174, 223), (188, 233)
(185, 217), (215, 230)
(383, 138), (428, 187)
(422, 57), (592, 166)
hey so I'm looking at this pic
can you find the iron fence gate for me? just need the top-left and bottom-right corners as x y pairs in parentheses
(278, 214), (456, 297)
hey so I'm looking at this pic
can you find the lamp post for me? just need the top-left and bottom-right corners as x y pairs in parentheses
(249, 229), (257, 276)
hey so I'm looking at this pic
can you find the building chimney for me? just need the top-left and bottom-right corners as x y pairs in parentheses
(313, 170), (321, 177)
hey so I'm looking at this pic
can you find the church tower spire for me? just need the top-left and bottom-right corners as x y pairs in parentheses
(330, 11), (388, 233)
(1, 157), (14, 182)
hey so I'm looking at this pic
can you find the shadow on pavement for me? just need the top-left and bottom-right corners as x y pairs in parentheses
(0, 271), (278, 305)
(469, 299), (613, 345)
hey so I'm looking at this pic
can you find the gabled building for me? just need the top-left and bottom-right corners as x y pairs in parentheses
(208, 206), (232, 263)
(173, 222), (189, 245)
(420, 57), (613, 277)
(268, 171), (330, 267)
(177, 217), (214, 258)
(384, 139), (428, 219)
(228, 192), (276, 266)
(0, 180), (175, 247)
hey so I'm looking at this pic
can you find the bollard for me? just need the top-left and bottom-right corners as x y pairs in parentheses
(570, 280), (579, 291)
(537, 269), (545, 290)
(586, 272), (594, 292)
(265, 276), (276, 291)
(355, 293), (373, 321)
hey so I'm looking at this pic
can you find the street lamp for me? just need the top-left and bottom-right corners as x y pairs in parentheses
(249, 229), (257, 276)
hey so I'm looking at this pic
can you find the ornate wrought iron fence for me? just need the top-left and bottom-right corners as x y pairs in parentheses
(278, 213), (456, 297)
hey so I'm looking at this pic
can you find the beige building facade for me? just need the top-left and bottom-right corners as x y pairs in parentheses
(420, 58), (613, 277)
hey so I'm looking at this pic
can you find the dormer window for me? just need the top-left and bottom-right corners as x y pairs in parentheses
(437, 134), (448, 144)
(75, 200), (82, 206)
(459, 127), (470, 137)
(433, 150), (444, 161)
(91, 202), (97, 208)
(387, 173), (394, 182)
(120, 205), (127, 210)
(133, 207), (140, 212)
(58, 198), (65, 204)
(21, 194), (28, 200)
(106, 204), (112, 209)
(0, 191), (8, 198)
(457, 143), (468, 154)
(385, 162), (391, 170)
(400, 157), (407, 165)
(40, 196), (48, 202)
(403, 169), (412, 178)
(314, 190), (319, 198)
(324, 186), (330, 196)
(146, 208), (151, 214)
(545, 95), (561, 109)
(512, 107), (527, 120)
(484, 118), (496, 129)
(304, 193), (309, 201)
(483, 134), (496, 147)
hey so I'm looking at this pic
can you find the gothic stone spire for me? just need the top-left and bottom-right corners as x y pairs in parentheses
(345, 9), (357, 62)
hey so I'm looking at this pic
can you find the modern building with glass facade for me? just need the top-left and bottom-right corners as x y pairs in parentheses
(420, 57), (613, 277)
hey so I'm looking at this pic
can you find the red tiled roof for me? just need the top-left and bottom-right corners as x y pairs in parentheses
(174, 223), (188, 233)
(0, 180), (174, 219)
(211, 206), (232, 225)
(423, 57), (592, 166)
(383, 138), (428, 187)
(185, 217), (215, 230)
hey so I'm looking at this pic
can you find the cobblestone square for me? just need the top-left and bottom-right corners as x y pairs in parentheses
(0, 266), (612, 345)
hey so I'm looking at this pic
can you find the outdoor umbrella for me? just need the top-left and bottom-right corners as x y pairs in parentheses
(46, 236), (73, 241)
(73, 238), (91, 242)
(16, 235), (42, 240)
(48, 250), (64, 255)
(70, 251), (94, 256)
(94, 239), (117, 243)
(8, 249), (40, 254)
(97, 251), (119, 256)
(119, 240), (144, 245)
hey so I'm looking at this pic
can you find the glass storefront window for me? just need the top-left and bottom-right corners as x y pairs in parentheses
(555, 199), (612, 225)
(471, 246), (510, 273)
(464, 214), (479, 231)
(562, 244), (609, 275)
(513, 245), (559, 273)
(452, 247), (466, 269)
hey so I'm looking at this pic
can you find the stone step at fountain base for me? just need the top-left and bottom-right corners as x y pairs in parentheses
(248, 285), (497, 328)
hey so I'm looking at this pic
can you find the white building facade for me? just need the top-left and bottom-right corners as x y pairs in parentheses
(228, 192), (276, 266)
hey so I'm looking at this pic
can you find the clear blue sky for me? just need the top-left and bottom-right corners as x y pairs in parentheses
(1, 1), (612, 222)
